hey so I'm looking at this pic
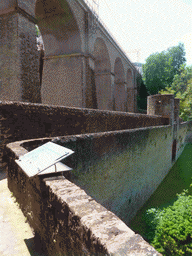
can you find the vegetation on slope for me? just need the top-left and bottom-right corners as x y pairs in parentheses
(144, 187), (192, 255)
(130, 144), (192, 256)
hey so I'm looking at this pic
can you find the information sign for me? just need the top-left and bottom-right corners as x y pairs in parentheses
(15, 142), (74, 177)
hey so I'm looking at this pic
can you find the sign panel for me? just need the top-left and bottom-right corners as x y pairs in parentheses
(15, 142), (74, 177)
(38, 162), (72, 175)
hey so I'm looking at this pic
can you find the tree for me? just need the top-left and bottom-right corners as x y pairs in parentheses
(143, 43), (186, 95)
(160, 64), (192, 121)
(137, 76), (148, 110)
(169, 64), (192, 95)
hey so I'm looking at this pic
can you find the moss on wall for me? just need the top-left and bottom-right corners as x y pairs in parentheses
(51, 125), (173, 224)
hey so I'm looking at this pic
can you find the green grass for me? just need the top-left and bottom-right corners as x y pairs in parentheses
(129, 143), (192, 239)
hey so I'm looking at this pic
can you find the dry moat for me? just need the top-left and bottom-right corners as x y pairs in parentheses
(129, 143), (192, 240)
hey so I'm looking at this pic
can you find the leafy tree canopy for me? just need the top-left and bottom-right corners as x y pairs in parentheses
(160, 64), (192, 121)
(143, 43), (186, 95)
(137, 76), (148, 110)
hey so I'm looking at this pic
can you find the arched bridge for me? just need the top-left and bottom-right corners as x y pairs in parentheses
(0, 0), (139, 112)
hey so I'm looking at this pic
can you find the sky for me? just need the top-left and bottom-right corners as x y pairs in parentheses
(87, 0), (192, 65)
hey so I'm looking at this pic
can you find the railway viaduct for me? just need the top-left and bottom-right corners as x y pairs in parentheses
(0, 0), (139, 112)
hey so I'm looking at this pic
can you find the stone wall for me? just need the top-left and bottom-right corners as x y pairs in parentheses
(6, 120), (191, 255)
(6, 139), (161, 255)
(41, 55), (84, 108)
(147, 94), (180, 124)
(15, 122), (190, 226)
(0, 10), (40, 103)
(0, 13), (23, 101)
(0, 0), (140, 112)
(176, 121), (191, 158)
(2, 98), (191, 255)
(50, 124), (188, 224)
(0, 101), (169, 170)
(18, 14), (41, 103)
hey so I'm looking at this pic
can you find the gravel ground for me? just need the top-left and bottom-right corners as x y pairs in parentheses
(0, 172), (45, 256)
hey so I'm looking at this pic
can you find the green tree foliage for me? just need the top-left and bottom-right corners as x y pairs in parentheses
(137, 76), (148, 110)
(160, 64), (192, 121)
(143, 43), (186, 95)
(144, 187), (192, 256)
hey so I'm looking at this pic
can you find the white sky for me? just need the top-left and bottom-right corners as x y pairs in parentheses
(88, 0), (192, 65)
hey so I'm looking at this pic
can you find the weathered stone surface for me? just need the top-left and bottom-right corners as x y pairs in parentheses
(42, 56), (83, 107)
(6, 139), (162, 255)
(0, 0), (17, 13)
(0, 100), (169, 166)
(0, 0), (139, 111)
(109, 234), (161, 255)
(1, 99), (191, 255)
(0, 13), (22, 101)
(18, 14), (41, 103)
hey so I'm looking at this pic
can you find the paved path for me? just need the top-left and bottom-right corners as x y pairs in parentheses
(0, 173), (44, 256)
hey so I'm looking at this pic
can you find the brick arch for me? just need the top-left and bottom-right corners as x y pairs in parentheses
(35, 0), (82, 57)
(35, 0), (85, 107)
(113, 57), (126, 111)
(93, 37), (112, 110)
(127, 68), (134, 88)
(126, 68), (135, 112)
(114, 58), (125, 84)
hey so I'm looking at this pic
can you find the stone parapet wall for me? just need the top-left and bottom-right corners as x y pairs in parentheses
(4, 106), (192, 255)
(0, 101), (169, 168)
(14, 123), (192, 225)
(51, 126), (174, 223)
(176, 121), (191, 158)
(6, 140), (161, 255)
(147, 94), (181, 125)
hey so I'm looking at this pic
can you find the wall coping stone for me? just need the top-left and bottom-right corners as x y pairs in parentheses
(6, 138), (162, 255)
(0, 100), (168, 119)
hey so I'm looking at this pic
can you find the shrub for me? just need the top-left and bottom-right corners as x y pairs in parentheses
(144, 188), (192, 255)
